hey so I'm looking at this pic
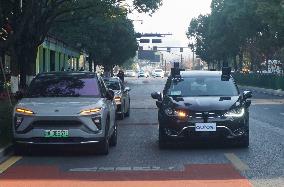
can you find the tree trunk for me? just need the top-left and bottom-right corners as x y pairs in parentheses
(239, 50), (243, 72)
(12, 44), (38, 90)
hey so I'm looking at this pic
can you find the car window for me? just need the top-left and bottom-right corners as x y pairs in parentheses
(27, 75), (100, 97)
(167, 77), (238, 97)
(104, 79), (121, 90)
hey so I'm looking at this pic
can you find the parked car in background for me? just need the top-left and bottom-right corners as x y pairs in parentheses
(125, 70), (136, 77)
(104, 77), (131, 120)
(13, 72), (117, 155)
(138, 71), (149, 78)
(153, 69), (165, 78)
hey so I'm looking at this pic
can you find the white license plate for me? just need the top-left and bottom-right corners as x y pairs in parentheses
(195, 123), (217, 132)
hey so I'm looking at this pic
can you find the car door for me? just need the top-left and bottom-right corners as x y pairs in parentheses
(120, 80), (129, 112)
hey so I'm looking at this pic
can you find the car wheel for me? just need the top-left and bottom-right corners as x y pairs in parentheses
(125, 100), (130, 117)
(110, 122), (118, 147)
(14, 143), (30, 155)
(98, 119), (110, 155)
(235, 127), (249, 148)
(118, 110), (125, 120)
(159, 127), (169, 149)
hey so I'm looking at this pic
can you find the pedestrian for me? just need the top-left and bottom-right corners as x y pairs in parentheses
(117, 70), (125, 83)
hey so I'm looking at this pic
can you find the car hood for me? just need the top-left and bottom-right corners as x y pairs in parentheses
(15, 97), (103, 116)
(171, 96), (240, 111)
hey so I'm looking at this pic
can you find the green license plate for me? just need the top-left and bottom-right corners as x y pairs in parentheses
(44, 130), (69, 138)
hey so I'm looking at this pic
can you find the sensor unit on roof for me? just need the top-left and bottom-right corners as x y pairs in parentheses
(221, 67), (231, 81)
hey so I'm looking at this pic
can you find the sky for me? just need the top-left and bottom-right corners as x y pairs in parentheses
(129, 0), (212, 47)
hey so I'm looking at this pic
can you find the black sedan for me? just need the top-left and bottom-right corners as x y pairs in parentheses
(151, 69), (252, 148)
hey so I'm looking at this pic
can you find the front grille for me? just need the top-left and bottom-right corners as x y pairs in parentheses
(32, 120), (82, 128)
(190, 112), (222, 119)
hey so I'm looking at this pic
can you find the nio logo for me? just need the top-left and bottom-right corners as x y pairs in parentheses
(54, 109), (59, 112)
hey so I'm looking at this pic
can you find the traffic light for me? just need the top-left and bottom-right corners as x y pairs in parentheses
(153, 46), (158, 51)
(180, 48), (183, 52)
(167, 47), (171, 52)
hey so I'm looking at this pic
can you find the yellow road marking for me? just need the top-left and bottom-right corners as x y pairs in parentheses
(0, 156), (22, 174)
(225, 153), (249, 171)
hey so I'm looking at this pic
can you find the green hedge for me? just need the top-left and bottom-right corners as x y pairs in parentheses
(233, 73), (284, 90)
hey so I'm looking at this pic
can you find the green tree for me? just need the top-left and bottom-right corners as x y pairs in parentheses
(0, 0), (162, 88)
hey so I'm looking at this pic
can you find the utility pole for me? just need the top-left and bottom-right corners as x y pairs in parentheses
(180, 54), (183, 68)
(164, 60), (167, 73)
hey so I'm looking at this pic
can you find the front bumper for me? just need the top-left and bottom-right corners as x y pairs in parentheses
(13, 114), (105, 144)
(14, 137), (105, 145)
(159, 115), (248, 140)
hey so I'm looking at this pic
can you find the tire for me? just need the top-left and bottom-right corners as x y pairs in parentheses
(158, 127), (168, 149)
(98, 118), (110, 155)
(98, 138), (109, 155)
(14, 143), (30, 155)
(125, 100), (130, 117)
(236, 135), (249, 148)
(235, 126), (249, 148)
(110, 122), (118, 147)
(118, 112), (124, 120)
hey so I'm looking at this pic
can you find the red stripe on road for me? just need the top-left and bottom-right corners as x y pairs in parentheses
(0, 164), (252, 187)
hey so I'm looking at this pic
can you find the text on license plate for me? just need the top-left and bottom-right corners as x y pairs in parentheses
(44, 130), (69, 138)
(195, 123), (217, 132)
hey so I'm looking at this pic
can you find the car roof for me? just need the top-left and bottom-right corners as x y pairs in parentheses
(103, 77), (120, 82)
(36, 71), (98, 78)
(180, 70), (222, 77)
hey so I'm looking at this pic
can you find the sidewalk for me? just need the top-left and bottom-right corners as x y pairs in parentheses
(239, 86), (284, 97)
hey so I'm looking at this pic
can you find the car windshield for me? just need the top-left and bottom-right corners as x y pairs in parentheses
(155, 70), (163, 72)
(104, 79), (120, 90)
(27, 75), (100, 97)
(168, 77), (238, 97)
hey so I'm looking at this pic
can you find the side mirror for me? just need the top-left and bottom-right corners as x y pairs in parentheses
(151, 92), (162, 101)
(14, 91), (24, 101)
(124, 87), (131, 92)
(106, 89), (114, 100)
(243, 91), (252, 100)
(245, 100), (252, 108)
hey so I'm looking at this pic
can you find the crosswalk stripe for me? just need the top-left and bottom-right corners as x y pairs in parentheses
(0, 156), (22, 174)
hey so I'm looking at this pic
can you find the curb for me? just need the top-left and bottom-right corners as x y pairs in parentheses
(0, 144), (14, 164)
(239, 86), (284, 97)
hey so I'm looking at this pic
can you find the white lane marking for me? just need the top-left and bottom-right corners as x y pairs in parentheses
(69, 166), (175, 172)
(264, 107), (270, 110)
(115, 167), (132, 171)
(225, 153), (249, 171)
(0, 156), (22, 174)
(280, 113), (284, 116)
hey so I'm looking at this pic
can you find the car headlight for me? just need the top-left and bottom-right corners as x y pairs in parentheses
(164, 108), (187, 118)
(15, 108), (35, 115)
(224, 108), (245, 118)
(80, 108), (102, 116)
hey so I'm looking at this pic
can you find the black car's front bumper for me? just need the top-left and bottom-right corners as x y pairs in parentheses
(159, 115), (248, 140)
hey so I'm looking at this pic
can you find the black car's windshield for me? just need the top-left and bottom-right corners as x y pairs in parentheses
(27, 75), (100, 97)
(168, 77), (238, 97)
(104, 79), (120, 90)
